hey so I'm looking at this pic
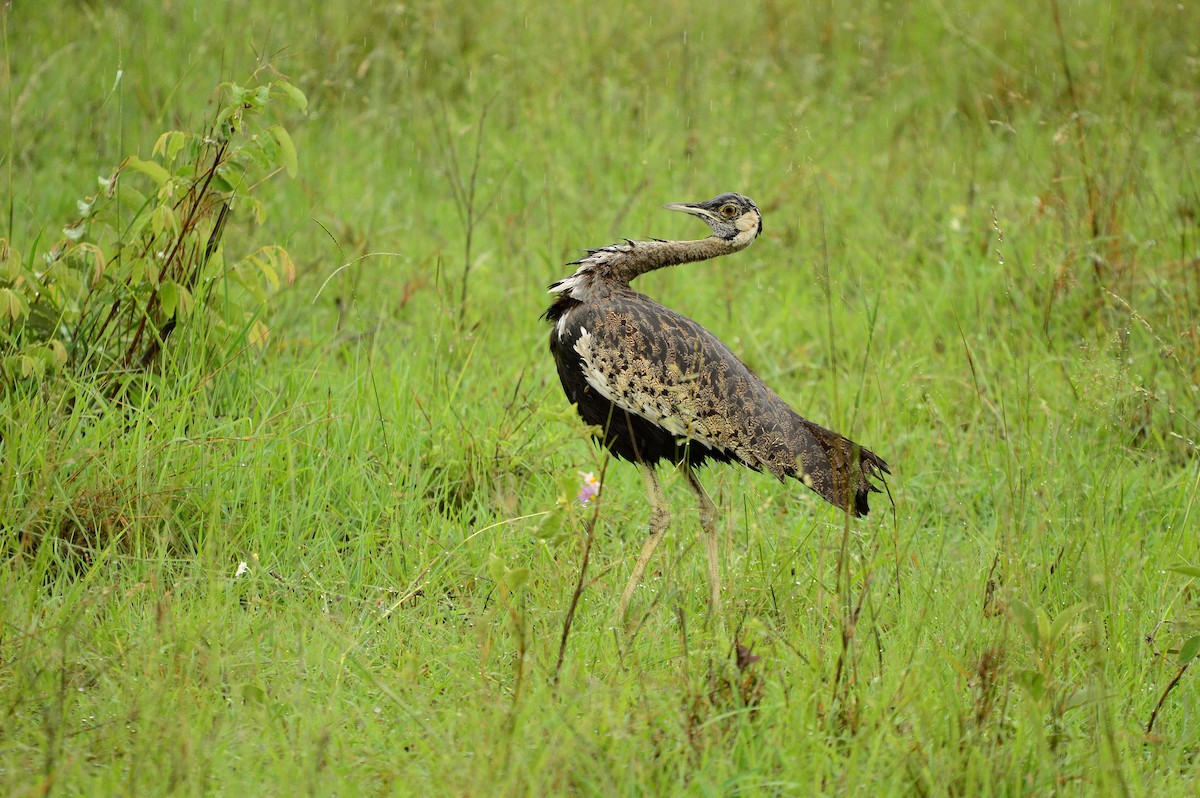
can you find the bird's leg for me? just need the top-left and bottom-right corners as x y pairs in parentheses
(683, 463), (721, 612)
(618, 462), (671, 617)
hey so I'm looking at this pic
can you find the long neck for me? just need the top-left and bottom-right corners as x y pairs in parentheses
(549, 231), (756, 303)
(598, 236), (745, 285)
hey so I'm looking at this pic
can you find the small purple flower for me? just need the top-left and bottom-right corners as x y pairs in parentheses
(577, 471), (601, 505)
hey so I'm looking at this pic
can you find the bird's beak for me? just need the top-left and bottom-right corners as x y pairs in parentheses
(663, 201), (715, 221)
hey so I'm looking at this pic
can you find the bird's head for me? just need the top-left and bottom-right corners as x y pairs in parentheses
(663, 193), (762, 249)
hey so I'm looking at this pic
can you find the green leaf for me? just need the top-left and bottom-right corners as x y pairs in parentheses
(247, 197), (266, 225)
(535, 503), (566, 542)
(45, 339), (67, 367)
(113, 184), (149, 217)
(175, 283), (194, 319)
(36, 340), (66, 371)
(258, 245), (295, 287)
(223, 82), (246, 105)
(247, 319), (270, 349)
(1008, 599), (1037, 644)
(1180, 636), (1200, 666)
(271, 126), (299, 178)
(486, 554), (506, 586)
(71, 242), (107, 285)
(156, 177), (178, 203)
(152, 131), (187, 163)
(215, 102), (240, 136)
(168, 131), (186, 161)
(2, 241), (20, 280)
(157, 278), (192, 319)
(218, 165), (249, 199)
(274, 247), (295, 285)
(210, 173), (234, 194)
(151, 204), (179, 237)
(1035, 607), (1051, 651)
(125, 156), (171, 187)
(1016, 668), (1046, 701)
(1063, 686), (1102, 712)
(144, 257), (160, 288)
(1048, 603), (1088, 647)
(231, 262), (267, 303)
(0, 287), (27, 321)
(255, 256), (279, 291)
(241, 683), (266, 706)
(1169, 565), (1200, 579)
(159, 281), (179, 319)
(202, 248), (226, 280)
(243, 246), (296, 292)
(275, 81), (309, 113)
(503, 568), (530, 593)
(19, 354), (42, 379)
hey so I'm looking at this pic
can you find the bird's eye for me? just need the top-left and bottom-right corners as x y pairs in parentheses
(721, 204), (737, 218)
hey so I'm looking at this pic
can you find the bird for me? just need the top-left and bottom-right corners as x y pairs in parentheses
(542, 192), (890, 615)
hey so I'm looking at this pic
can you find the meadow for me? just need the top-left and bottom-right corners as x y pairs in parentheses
(2, 1), (1198, 794)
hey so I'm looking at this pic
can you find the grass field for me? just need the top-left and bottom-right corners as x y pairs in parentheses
(2, 1), (1199, 794)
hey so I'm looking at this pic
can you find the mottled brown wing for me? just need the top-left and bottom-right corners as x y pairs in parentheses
(573, 291), (834, 466)
(566, 291), (890, 515)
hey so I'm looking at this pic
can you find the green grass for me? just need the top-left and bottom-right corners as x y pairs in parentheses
(3, 0), (1199, 794)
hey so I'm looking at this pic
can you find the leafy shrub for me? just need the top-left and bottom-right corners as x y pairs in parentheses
(0, 67), (305, 396)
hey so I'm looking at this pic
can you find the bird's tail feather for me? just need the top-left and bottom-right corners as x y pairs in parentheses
(789, 416), (891, 517)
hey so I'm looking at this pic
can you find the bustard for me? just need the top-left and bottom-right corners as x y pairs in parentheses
(543, 193), (890, 615)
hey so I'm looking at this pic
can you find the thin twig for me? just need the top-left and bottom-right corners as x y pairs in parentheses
(124, 140), (229, 368)
(139, 201), (229, 369)
(1146, 660), (1190, 735)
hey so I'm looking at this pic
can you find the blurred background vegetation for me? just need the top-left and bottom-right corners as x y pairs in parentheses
(2, 1), (1198, 794)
